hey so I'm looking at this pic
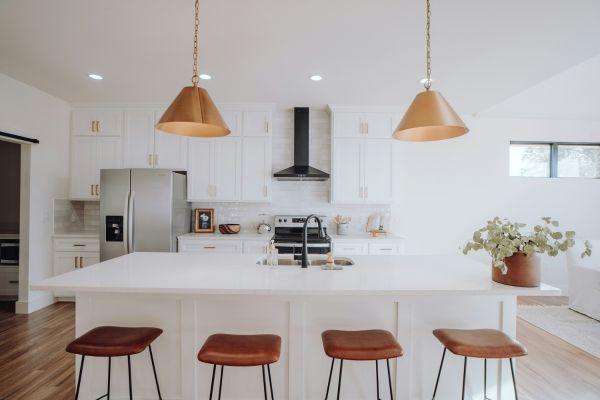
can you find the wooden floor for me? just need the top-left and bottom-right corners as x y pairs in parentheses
(0, 298), (598, 399)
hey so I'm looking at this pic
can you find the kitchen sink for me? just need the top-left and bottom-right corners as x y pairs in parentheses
(256, 256), (354, 267)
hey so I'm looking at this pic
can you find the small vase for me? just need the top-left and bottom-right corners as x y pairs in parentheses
(492, 252), (541, 287)
(337, 223), (349, 235)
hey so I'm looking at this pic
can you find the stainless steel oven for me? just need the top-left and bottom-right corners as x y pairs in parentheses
(0, 238), (19, 265)
(271, 215), (331, 258)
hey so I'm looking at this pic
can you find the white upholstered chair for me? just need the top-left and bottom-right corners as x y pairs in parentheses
(566, 239), (600, 320)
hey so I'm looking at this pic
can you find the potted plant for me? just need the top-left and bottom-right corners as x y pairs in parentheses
(463, 217), (592, 287)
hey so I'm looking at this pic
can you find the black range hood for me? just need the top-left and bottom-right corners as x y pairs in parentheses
(273, 107), (330, 181)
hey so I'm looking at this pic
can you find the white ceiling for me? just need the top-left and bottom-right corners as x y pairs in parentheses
(1, 0), (599, 113)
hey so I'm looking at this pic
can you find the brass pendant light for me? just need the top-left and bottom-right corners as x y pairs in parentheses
(393, 0), (468, 141)
(156, 0), (230, 137)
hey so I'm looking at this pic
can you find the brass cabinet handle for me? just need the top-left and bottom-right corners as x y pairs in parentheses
(79, 256), (84, 268)
(203, 246), (216, 249)
(95, 184), (99, 196)
(73, 244), (86, 247)
(74, 256), (78, 268)
(90, 184), (94, 195)
(96, 120), (100, 132)
(265, 119), (270, 134)
(365, 121), (369, 135)
(91, 121), (94, 132)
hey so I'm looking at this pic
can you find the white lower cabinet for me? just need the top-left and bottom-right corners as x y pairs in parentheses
(178, 237), (269, 254)
(53, 236), (100, 297)
(70, 136), (122, 200)
(332, 238), (404, 256)
(243, 240), (268, 254)
(332, 241), (368, 255)
(0, 267), (19, 296)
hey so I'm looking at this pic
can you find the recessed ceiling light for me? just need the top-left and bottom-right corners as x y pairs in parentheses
(419, 77), (433, 85)
(199, 74), (212, 80)
(88, 73), (103, 80)
(309, 75), (323, 81)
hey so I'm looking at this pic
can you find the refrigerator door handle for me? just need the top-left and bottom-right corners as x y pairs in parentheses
(123, 190), (130, 254)
(127, 191), (135, 253)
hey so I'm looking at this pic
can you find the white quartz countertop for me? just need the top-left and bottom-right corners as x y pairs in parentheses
(31, 252), (560, 297)
(178, 232), (271, 241)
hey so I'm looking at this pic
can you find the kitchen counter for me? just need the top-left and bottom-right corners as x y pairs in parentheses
(178, 232), (271, 241)
(31, 253), (558, 399)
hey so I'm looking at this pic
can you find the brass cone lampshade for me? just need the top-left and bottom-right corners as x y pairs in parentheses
(156, 86), (230, 137)
(155, 0), (230, 137)
(392, 90), (468, 142)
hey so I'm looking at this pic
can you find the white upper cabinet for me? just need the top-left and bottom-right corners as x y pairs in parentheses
(220, 110), (242, 137)
(213, 138), (241, 201)
(242, 110), (271, 136)
(71, 109), (122, 136)
(123, 110), (188, 169)
(332, 139), (363, 203)
(123, 110), (155, 168)
(363, 140), (393, 203)
(70, 136), (122, 200)
(153, 110), (188, 169)
(331, 108), (397, 139)
(329, 106), (397, 204)
(241, 137), (272, 202)
(187, 139), (213, 200)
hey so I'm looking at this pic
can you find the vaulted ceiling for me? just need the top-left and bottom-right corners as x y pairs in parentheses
(1, 0), (599, 113)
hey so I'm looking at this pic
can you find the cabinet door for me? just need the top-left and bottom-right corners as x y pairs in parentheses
(363, 140), (393, 203)
(187, 140), (213, 200)
(220, 110), (242, 137)
(96, 137), (122, 197)
(241, 137), (271, 202)
(123, 110), (155, 168)
(71, 110), (122, 136)
(364, 113), (395, 138)
(213, 138), (241, 200)
(81, 254), (100, 268)
(243, 240), (268, 254)
(332, 139), (363, 203)
(242, 111), (271, 137)
(154, 110), (188, 169)
(53, 252), (80, 276)
(70, 136), (98, 200)
(332, 112), (363, 138)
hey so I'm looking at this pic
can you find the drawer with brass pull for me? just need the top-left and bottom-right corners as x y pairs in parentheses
(54, 238), (100, 252)
(177, 239), (242, 253)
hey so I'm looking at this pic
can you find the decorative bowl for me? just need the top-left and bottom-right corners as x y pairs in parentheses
(218, 224), (241, 234)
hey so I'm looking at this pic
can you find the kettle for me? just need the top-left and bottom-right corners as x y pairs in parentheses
(257, 214), (272, 234)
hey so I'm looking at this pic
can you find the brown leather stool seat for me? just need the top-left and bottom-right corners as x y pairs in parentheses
(321, 329), (403, 360)
(66, 326), (163, 357)
(66, 326), (164, 400)
(321, 329), (403, 400)
(198, 333), (282, 366)
(431, 328), (527, 400)
(197, 333), (282, 400)
(433, 328), (527, 358)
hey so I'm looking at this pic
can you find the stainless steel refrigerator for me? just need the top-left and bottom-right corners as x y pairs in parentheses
(100, 169), (190, 261)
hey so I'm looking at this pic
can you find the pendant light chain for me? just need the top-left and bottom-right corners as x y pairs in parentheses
(424, 0), (432, 90)
(191, 0), (200, 86)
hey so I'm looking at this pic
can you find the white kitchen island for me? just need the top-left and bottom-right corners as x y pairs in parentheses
(32, 252), (559, 400)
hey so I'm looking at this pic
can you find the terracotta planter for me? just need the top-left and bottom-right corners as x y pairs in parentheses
(492, 252), (541, 287)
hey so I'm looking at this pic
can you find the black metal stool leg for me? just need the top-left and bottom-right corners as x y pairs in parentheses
(267, 364), (275, 400)
(386, 359), (394, 400)
(336, 359), (343, 400)
(127, 355), (133, 400)
(107, 357), (111, 400)
(148, 346), (163, 400)
(208, 364), (216, 400)
(375, 360), (380, 400)
(75, 355), (85, 400)
(509, 358), (519, 400)
(218, 365), (224, 400)
(461, 357), (467, 400)
(324, 358), (335, 400)
(262, 365), (268, 400)
(432, 348), (446, 399)
(483, 358), (487, 400)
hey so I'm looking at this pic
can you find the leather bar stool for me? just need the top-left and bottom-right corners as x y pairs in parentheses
(198, 333), (282, 400)
(321, 329), (403, 400)
(66, 326), (163, 400)
(431, 329), (527, 400)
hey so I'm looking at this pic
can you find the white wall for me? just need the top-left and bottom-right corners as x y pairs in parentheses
(0, 72), (70, 313)
(392, 116), (600, 292)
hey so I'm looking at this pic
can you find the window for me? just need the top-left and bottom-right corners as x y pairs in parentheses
(510, 142), (600, 178)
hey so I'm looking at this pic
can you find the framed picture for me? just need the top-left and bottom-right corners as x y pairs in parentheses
(194, 208), (215, 233)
